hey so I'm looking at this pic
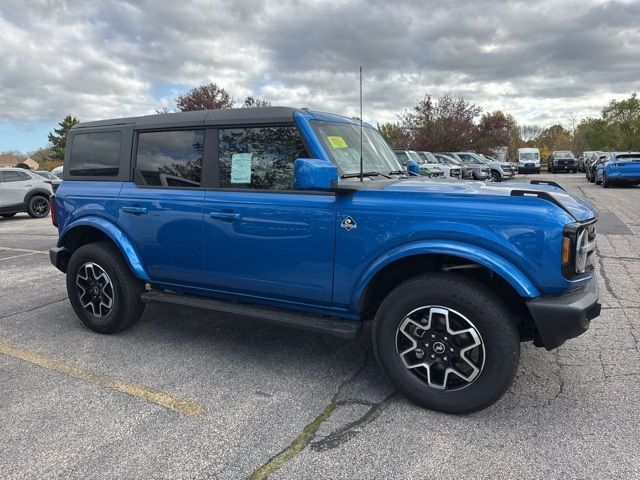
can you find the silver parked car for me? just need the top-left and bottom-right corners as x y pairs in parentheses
(0, 168), (53, 218)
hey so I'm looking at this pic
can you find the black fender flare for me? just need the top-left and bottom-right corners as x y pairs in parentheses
(24, 188), (52, 204)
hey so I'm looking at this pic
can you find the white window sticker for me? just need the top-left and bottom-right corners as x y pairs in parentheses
(230, 153), (252, 184)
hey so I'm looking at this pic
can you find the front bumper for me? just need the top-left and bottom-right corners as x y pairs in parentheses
(526, 275), (600, 350)
(518, 164), (540, 173)
(553, 163), (576, 171)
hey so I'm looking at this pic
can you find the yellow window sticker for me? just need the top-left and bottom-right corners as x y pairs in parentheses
(327, 136), (348, 149)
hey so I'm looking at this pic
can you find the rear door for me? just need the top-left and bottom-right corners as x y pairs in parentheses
(1, 170), (32, 206)
(118, 129), (206, 286)
(202, 125), (336, 307)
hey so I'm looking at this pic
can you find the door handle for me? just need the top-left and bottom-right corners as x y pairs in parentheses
(121, 206), (148, 215)
(209, 211), (242, 221)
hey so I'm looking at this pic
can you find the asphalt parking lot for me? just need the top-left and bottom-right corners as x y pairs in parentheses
(1, 173), (640, 479)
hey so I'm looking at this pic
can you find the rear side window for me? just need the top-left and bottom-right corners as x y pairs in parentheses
(218, 126), (307, 190)
(69, 131), (122, 176)
(135, 130), (204, 188)
(2, 171), (29, 182)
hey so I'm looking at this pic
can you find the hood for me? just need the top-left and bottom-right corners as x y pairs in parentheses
(382, 179), (597, 222)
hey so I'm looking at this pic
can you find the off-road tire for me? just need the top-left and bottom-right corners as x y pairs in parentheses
(66, 242), (145, 333)
(373, 272), (520, 414)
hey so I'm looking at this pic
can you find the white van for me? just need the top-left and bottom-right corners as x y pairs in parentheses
(517, 148), (540, 174)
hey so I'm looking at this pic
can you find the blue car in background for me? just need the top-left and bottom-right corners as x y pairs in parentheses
(595, 152), (640, 188)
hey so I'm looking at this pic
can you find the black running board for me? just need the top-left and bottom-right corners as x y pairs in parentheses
(141, 290), (361, 338)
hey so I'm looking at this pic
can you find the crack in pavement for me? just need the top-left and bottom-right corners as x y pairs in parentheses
(310, 391), (397, 452)
(0, 298), (68, 320)
(248, 348), (393, 480)
(248, 348), (376, 480)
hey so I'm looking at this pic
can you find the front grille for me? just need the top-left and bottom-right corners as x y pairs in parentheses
(526, 163), (534, 167)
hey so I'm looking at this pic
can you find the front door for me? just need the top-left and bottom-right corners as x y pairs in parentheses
(203, 125), (336, 307)
(118, 129), (205, 286)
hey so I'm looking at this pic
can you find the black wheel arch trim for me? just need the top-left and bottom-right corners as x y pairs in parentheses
(24, 188), (52, 204)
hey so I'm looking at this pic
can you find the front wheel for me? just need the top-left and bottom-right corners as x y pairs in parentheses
(490, 171), (501, 182)
(603, 175), (610, 188)
(373, 273), (520, 414)
(66, 242), (145, 333)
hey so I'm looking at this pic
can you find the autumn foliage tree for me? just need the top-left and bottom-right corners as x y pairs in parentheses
(175, 83), (235, 111)
(472, 111), (513, 155)
(400, 93), (481, 151)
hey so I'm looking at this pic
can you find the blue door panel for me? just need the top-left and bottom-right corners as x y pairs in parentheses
(203, 191), (336, 306)
(118, 183), (204, 285)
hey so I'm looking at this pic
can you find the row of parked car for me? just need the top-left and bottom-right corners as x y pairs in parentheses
(0, 166), (62, 218)
(392, 150), (517, 182)
(582, 151), (640, 188)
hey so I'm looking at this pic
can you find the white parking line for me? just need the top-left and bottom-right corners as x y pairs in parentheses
(0, 252), (39, 261)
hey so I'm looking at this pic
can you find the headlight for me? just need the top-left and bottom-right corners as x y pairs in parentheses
(562, 221), (597, 278)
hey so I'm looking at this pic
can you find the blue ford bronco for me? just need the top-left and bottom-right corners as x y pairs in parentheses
(50, 107), (600, 413)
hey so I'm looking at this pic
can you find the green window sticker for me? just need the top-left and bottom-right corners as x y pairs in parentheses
(230, 153), (252, 183)
(327, 136), (348, 149)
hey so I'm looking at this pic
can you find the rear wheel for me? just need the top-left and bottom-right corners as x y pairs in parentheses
(0, 213), (17, 218)
(373, 273), (520, 414)
(27, 195), (50, 218)
(66, 242), (145, 333)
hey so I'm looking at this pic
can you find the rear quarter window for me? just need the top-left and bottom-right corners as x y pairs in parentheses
(69, 131), (122, 176)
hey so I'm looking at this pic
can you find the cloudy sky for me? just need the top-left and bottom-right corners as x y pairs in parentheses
(1, 0), (639, 153)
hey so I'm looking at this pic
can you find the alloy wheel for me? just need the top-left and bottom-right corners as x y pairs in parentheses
(396, 305), (485, 391)
(31, 197), (49, 217)
(75, 262), (114, 317)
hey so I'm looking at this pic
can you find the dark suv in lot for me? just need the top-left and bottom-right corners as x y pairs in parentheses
(548, 151), (577, 173)
(49, 107), (600, 414)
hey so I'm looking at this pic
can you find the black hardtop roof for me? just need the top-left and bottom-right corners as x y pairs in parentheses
(71, 106), (299, 130)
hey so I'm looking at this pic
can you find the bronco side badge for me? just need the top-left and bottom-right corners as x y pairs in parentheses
(341, 216), (357, 231)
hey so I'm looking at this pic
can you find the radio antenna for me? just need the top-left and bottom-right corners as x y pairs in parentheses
(359, 66), (363, 183)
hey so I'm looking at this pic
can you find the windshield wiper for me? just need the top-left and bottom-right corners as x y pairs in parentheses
(341, 171), (390, 179)
(388, 170), (407, 175)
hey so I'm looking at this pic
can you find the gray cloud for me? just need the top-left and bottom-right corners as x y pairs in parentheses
(0, 0), (639, 140)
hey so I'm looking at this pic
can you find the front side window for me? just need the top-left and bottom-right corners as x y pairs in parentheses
(69, 131), (121, 176)
(135, 130), (204, 187)
(312, 121), (402, 175)
(218, 126), (307, 190)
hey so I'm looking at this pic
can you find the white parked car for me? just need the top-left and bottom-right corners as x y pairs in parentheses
(418, 151), (463, 179)
(0, 168), (53, 218)
(50, 165), (64, 177)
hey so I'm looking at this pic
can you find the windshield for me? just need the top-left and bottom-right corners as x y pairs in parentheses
(35, 171), (57, 179)
(436, 154), (461, 165)
(520, 153), (539, 161)
(419, 151), (437, 163)
(555, 151), (574, 158)
(312, 121), (402, 175)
